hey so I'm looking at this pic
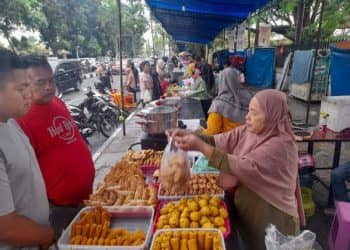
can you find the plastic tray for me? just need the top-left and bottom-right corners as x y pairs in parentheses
(58, 206), (154, 250)
(150, 228), (226, 250)
(152, 200), (231, 239)
(157, 173), (224, 200)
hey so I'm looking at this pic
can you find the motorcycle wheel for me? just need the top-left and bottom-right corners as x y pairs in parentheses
(99, 117), (117, 138)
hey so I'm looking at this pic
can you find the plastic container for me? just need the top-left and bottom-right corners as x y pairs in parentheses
(320, 96), (350, 132)
(150, 228), (226, 250)
(301, 187), (316, 217)
(192, 156), (220, 174)
(153, 200), (231, 239)
(58, 206), (154, 250)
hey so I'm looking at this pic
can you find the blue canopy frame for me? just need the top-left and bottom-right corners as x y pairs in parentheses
(145, 0), (270, 44)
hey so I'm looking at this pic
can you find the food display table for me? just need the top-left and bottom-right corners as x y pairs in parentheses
(85, 100), (245, 249)
(298, 128), (350, 205)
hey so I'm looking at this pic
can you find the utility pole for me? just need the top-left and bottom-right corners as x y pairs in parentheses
(115, 0), (126, 136)
(150, 18), (155, 56)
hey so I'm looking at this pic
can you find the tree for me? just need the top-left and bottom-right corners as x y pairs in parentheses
(0, 0), (45, 52)
(254, 0), (350, 43)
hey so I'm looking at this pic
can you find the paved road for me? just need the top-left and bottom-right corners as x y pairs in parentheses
(61, 75), (125, 153)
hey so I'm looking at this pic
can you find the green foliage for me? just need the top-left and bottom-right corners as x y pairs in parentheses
(0, 0), (149, 57)
(254, 0), (350, 42)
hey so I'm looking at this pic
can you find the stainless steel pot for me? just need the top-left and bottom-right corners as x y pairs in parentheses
(136, 106), (178, 134)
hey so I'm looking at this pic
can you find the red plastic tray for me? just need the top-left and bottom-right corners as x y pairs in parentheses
(152, 199), (231, 239)
(140, 165), (159, 184)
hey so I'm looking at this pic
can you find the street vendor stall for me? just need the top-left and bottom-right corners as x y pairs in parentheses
(57, 91), (251, 249)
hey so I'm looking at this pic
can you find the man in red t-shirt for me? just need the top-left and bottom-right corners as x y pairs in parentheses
(16, 56), (95, 236)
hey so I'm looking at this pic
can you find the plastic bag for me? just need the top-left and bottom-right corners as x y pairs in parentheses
(159, 138), (191, 195)
(265, 224), (316, 250)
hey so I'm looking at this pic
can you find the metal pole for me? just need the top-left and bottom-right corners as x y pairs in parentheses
(305, 0), (325, 125)
(150, 18), (155, 56)
(116, 0), (126, 136)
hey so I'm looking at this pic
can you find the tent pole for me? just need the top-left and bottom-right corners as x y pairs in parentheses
(305, 0), (325, 125)
(116, 0), (126, 136)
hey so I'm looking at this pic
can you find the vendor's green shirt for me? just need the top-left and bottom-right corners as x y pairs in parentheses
(188, 77), (211, 100)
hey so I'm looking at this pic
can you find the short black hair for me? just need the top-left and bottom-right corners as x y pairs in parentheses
(23, 55), (51, 69)
(0, 49), (28, 88)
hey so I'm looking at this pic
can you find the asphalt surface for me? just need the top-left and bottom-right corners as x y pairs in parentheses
(61, 75), (125, 153)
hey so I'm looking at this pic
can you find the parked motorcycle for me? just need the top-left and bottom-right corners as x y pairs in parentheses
(68, 87), (119, 143)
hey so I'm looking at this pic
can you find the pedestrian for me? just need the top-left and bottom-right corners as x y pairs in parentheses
(125, 61), (137, 102)
(139, 61), (153, 104)
(0, 50), (55, 249)
(151, 63), (162, 100)
(156, 56), (167, 76)
(16, 55), (95, 238)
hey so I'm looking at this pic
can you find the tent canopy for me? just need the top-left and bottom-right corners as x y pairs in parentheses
(145, 0), (270, 44)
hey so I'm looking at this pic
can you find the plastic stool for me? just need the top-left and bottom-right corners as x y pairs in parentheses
(328, 202), (350, 250)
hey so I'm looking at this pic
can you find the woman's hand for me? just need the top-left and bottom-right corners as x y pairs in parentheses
(166, 128), (191, 139)
(173, 133), (203, 152)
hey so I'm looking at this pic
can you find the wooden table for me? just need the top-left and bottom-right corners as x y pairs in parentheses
(299, 129), (350, 205)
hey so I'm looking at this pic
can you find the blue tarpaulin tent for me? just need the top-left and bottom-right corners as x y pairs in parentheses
(330, 45), (350, 96)
(145, 0), (270, 44)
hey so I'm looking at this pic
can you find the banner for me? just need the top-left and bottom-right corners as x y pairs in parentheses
(258, 23), (271, 47)
(236, 22), (246, 51)
(226, 28), (236, 53)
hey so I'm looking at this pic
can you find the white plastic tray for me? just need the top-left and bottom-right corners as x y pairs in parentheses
(150, 228), (226, 250)
(58, 206), (154, 250)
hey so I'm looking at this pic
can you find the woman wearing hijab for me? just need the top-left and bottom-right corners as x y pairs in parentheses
(151, 63), (163, 100)
(202, 66), (252, 135)
(170, 89), (305, 250)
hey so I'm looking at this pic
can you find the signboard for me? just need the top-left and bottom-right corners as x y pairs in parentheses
(258, 23), (271, 47)
(226, 28), (236, 53)
(236, 22), (246, 51)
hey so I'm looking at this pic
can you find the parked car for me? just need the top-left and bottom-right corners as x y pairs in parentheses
(49, 59), (83, 96)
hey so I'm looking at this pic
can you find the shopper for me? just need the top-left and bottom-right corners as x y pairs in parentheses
(0, 50), (55, 249)
(151, 63), (162, 100)
(139, 61), (153, 104)
(16, 55), (95, 237)
(125, 61), (137, 102)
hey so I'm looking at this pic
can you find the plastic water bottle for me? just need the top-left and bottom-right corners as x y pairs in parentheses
(319, 112), (329, 137)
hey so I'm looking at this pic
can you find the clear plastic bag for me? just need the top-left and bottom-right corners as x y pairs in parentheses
(265, 224), (316, 250)
(159, 138), (191, 195)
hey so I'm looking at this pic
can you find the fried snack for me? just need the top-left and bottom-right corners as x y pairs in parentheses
(160, 174), (223, 196)
(152, 231), (223, 250)
(160, 152), (191, 195)
(123, 149), (163, 166)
